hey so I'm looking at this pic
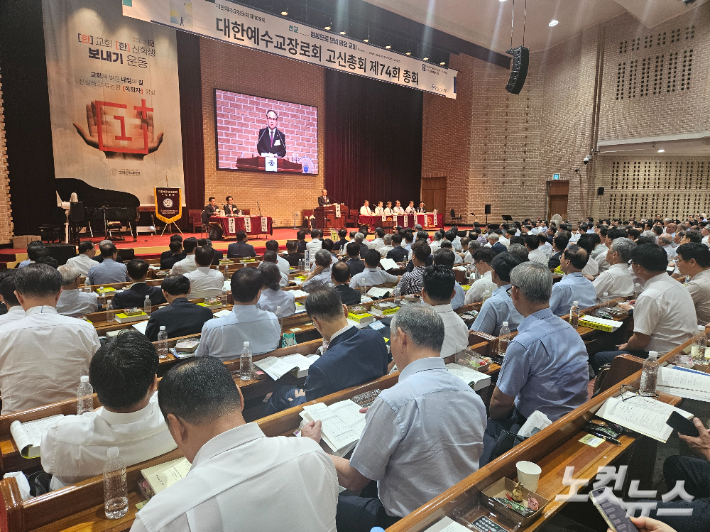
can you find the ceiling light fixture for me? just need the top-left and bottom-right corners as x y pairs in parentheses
(440, 61), (445, 66)
(406, 51), (411, 56)
(549, 19), (559, 27)
(340, 31), (346, 35)
(385, 45), (391, 49)
(658, 149), (665, 153)
(281, 10), (288, 16)
(325, 25), (331, 30)
(423, 57), (429, 61)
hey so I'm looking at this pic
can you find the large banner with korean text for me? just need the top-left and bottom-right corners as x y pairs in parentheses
(42, 0), (185, 206)
(123, 0), (457, 99)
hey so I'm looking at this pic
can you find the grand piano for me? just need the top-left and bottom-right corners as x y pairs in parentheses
(55, 178), (140, 242)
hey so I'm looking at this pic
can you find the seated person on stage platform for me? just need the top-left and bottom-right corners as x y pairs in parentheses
(259, 251), (288, 287)
(386, 233), (409, 262)
(346, 242), (365, 277)
(145, 275), (213, 342)
(41, 331), (177, 491)
(433, 248), (465, 310)
(360, 200), (372, 216)
(378, 234), (394, 258)
(170, 237), (199, 275)
(0, 272), (25, 326)
(56, 265), (98, 317)
(471, 253), (524, 336)
(393, 200), (405, 215)
(334, 229), (349, 252)
(184, 246), (224, 300)
(332, 261), (362, 306)
(677, 243), (710, 325)
(464, 248), (497, 305)
(113, 259), (166, 310)
(422, 265), (469, 358)
(303, 250), (333, 293)
(296, 230), (308, 254)
(0, 265), (100, 415)
(481, 262), (588, 465)
(66, 241), (97, 276)
(397, 241), (431, 295)
(264, 239), (290, 274)
(384, 201), (394, 215)
(201, 196), (218, 224)
(284, 240), (304, 267)
(591, 243), (697, 373)
(301, 304), (486, 532)
(227, 230), (256, 258)
(223, 195), (240, 216)
(547, 234), (568, 270)
(256, 262), (296, 318)
(549, 245), (597, 316)
(416, 201), (426, 213)
(256, 109), (287, 157)
(350, 249), (399, 290)
(306, 229), (323, 258)
(318, 188), (331, 206)
(374, 201), (385, 216)
(265, 287), (389, 415)
(405, 201), (416, 214)
(132, 358), (337, 532)
(196, 267), (280, 360)
(160, 241), (185, 271)
(592, 237), (636, 299)
(18, 241), (46, 268)
(524, 234), (548, 265)
(88, 242), (129, 285)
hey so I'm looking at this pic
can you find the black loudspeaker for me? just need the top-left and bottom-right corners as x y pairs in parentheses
(118, 248), (136, 262)
(597, 187), (605, 196)
(46, 244), (77, 266)
(485, 204), (492, 215)
(505, 46), (530, 95)
(69, 201), (84, 222)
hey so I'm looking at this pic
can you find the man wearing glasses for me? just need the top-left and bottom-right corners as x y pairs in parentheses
(257, 110), (287, 157)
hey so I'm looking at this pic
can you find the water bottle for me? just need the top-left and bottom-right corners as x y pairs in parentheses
(144, 295), (152, 315)
(569, 301), (579, 329)
(639, 351), (659, 397)
(498, 321), (510, 357)
(221, 287), (229, 305)
(157, 326), (169, 359)
(602, 291), (610, 308)
(84, 277), (91, 293)
(103, 447), (128, 519)
(275, 305), (284, 331)
(77, 376), (93, 415)
(223, 263), (230, 278)
(691, 325), (707, 361)
(240, 341), (252, 381)
(106, 299), (115, 322)
(305, 249), (311, 267)
(393, 286), (401, 306)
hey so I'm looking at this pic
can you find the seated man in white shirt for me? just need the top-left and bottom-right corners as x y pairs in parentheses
(378, 234), (394, 257)
(440, 240), (462, 264)
(422, 265), (469, 358)
(433, 248), (466, 310)
(429, 231), (443, 254)
(265, 239), (290, 275)
(259, 251), (289, 287)
(0, 264), (100, 414)
(196, 267), (280, 360)
(676, 243), (710, 326)
(404, 201), (416, 214)
(65, 241), (97, 276)
(369, 227), (385, 252)
(383, 201), (394, 215)
(525, 235), (548, 265)
(0, 271), (25, 326)
(373, 201), (385, 216)
(577, 233), (600, 277)
(593, 237), (636, 300)
(301, 304), (486, 532)
(350, 249), (399, 290)
(658, 234), (677, 260)
(303, 250), (334, 293)
(306, 229), (323, 260)
(360, 200), (372, 216)
(184, 245), (224, 300)
(256, 263), (296, 318)
(42, 331), (177, 491)
(170, 237), (199, 276)
(131, 357), (338, 532)
(465, 248), (497, 305)
(56, 265), (99, 317)
(393, 200), (405, 214)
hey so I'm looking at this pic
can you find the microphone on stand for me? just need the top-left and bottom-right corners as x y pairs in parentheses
(257, 201), (263, 217)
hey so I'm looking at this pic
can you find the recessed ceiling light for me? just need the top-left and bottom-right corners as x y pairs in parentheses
(440, 61), (445, 66)
(385, 45), (391, 49)
(499, 0), (506, 2)
(549, 19), (559, 27)
(658, 149), (665, 153)
(340, 31), (346, 35)
(406, 51), (411, 56)
(363, 38), (369, 43)
(281, 10), (288, 16)
(423, 57), (429, 61)
(324, 25), (331, 30)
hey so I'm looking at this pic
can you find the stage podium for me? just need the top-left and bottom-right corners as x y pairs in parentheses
(314, 204), (347, 229)
(235, 156), (303, 173)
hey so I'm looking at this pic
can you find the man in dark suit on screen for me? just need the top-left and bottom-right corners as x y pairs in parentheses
(256, 110), (286, 158)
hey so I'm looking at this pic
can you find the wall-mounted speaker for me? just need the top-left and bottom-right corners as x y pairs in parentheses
(505, 46), (529, 95)
(485, 204), (492, 215)
(597, 187), (605, 196)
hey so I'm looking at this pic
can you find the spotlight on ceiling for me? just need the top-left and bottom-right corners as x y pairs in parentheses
(324, 25), (331, 30)
(549, 19), (559, 27)
(340, 31), (346, 35)
(406, 51), (411, 56)
(363, 38), (369, 43)
(281, 10), (288, 16)
(423, 57), (429, 61)
(385, 45), (391, 49)
(658, 149), (665, 153)
(440, 61), (445, 66)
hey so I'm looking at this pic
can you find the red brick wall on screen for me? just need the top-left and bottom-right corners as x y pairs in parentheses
(215, 91), (319, 173)
(201, 38), (325, 227)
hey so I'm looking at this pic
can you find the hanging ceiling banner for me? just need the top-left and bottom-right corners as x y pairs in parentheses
(122, 0), (457, 99)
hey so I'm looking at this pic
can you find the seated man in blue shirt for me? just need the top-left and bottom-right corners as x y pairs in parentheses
(265, 287), (389, 415)
(481, 262), (589, 465)
(87, 242), (129, 285)
(549, 244), (597, 316)
(470, 252), (524, 336)
(301, 304), (487, 532)
(195, 267), (280, 361)
(350, 249), (399, 290)
(302, 250), (333, 293)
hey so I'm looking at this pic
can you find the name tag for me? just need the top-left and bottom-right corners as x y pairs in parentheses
(274, 140), (282, 146)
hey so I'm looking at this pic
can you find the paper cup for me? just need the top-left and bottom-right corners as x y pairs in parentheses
(516, 461), (542, 493)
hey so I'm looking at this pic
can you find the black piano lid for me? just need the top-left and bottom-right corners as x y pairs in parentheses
(56, 178), (140, 221)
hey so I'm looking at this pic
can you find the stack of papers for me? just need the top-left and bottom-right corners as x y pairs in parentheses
(255, 354), (319, 380)
(367, 287), (392, 299)
(445, 363), (492, 391)
(300, 400), (367, 456)
(379, 258), (399, 271)
(657, 366), (710, 402)
(289, 289), (309, 298)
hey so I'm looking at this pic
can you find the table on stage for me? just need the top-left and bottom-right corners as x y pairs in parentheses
(210, 215), (273, 237)
(358, 213), (443, 228)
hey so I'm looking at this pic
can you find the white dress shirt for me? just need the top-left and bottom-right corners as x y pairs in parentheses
(581, 256), (599, 277)
(464, 271), (497, 305)
(383, 208), (393, 215)
(393, 206), (405, 214)
(56, 289), (99, 317)
(369, 237), (384, 251)
(257, 288), (297, 317)
(0, 306), (100, 414)
(42, 393), (177, 490)
(684, 269), (710, 326)
(306, 239), (323, 260)
(170, 255), (197, 276)
(360, 206), (372, 215)
(184, 267), (224, 300)
(593, 263), (634, 299)
(405, 206), (415, 214)
(374, 207), (384, 216)
(196, 304), (281, 360)
(350, 268), (398, 289)
(0, 306), (25, 328)
(431, 304), (469, 358)
(528, 248), (548, 265)
(131, 423), (338, 532)
(276, 255), (290, 275)
(65, 253), (97, 276)
(379, 245), (394, 258)
(429, 240), (442, 254)
(540, 241), (553, 258)
(499, 236), (510, 249)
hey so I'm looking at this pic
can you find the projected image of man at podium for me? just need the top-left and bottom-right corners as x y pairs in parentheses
(257, 110), (286, 157)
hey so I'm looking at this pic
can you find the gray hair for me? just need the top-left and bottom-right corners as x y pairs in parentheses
(507, 244), (529, 262)
(383, 234), (392, 245)
(314, 249), (332, 268)
(658, 234), (672, 246)
(57, 265), (81, 287)
(468, 240), (481, 251)
(354, 233), (365, 243)
(640, 230), (656, 243)
(487, 233), (500, 242)
(611, 237), (637, 262)
(391, 304), (445, 353)
(510, 262), (552, 303)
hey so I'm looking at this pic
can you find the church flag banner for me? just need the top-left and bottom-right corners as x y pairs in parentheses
(155, 187), (182, 223)
(123, 0), (457, 99)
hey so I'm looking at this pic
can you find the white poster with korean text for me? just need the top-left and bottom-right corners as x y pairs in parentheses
(123, 0), (457, 99)
(42, 0), (185, 206)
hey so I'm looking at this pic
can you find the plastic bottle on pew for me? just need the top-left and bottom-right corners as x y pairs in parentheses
(639, 351), (659, 397)
(84, 277), (91, 293)
(240, 341), (252, 381)
(690, 325), (707, 361)
(569, 301), (579, 329)
(157, 327), (169, 360)
(77, 376), (93, 415)
(144, 295), (152, 315)
(498, 321), (510, 357)
(103, 447), (128, 519)
(106, 300), (115, 323)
